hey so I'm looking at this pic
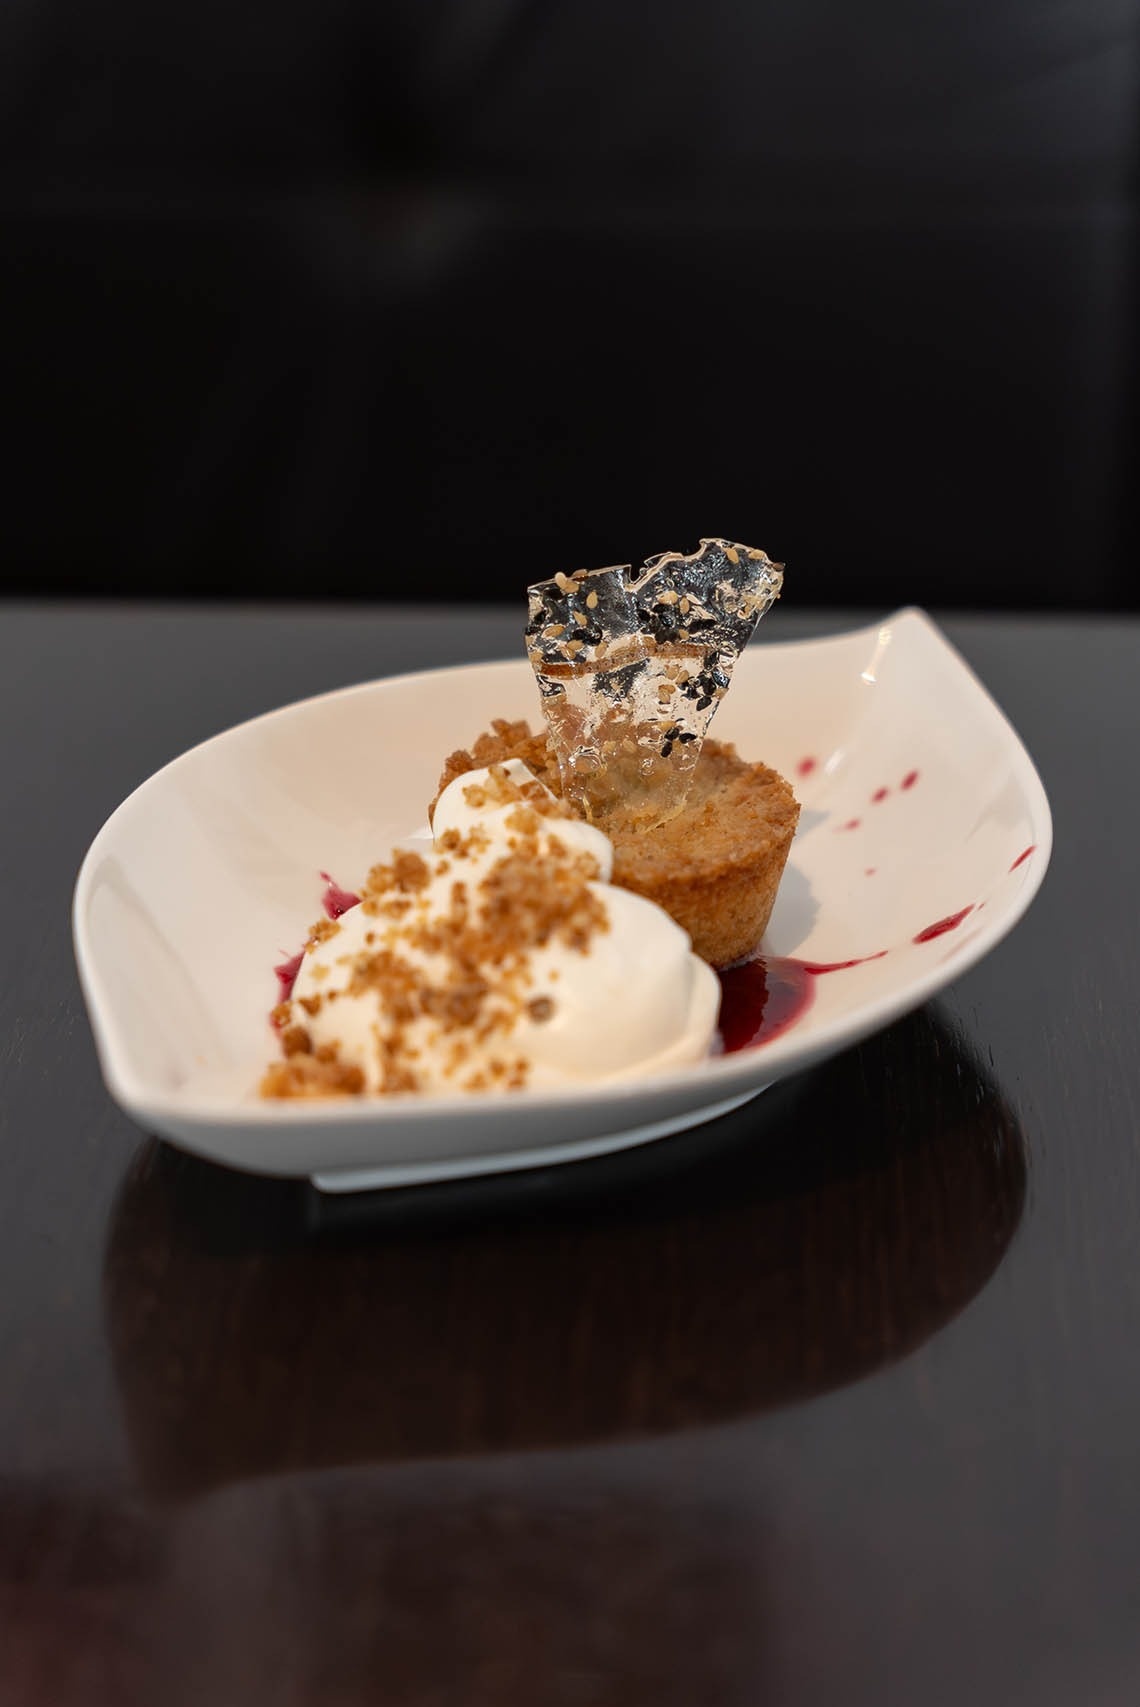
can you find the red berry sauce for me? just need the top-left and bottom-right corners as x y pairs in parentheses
(913, 905), (974, 943)
(273, 952), (305, 1009)
(273, 874), (362, 1012)
(320, 872), (361, 920)
(717, 951), (887, 1052)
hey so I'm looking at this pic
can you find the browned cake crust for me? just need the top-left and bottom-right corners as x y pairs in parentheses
(432, 720), (800, 967)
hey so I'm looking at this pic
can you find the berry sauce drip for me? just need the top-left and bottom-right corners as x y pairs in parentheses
(274, 952), (305, 1007)
(717, 952), (887, 1052)
(320, 872), (361, 920)
(801, 952), (889, 973)
(796, 756), (817, 777)
(1010, 845), (1036, 871)
(913, 905), (974, 943)
(901, 769), (919, 790)
(717, 958), (814, 1051)
(274, 874), (362, 1012)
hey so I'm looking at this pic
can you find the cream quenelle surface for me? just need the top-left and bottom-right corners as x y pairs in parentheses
(269, 760), (719, 1097)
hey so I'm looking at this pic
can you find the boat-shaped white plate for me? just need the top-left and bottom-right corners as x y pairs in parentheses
(74, 609), (1051, 1191)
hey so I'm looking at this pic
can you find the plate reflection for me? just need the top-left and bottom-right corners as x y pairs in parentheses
(104, 1004), (1026, 1499)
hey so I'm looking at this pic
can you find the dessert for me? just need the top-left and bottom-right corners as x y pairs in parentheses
(262, 761), (719, 1098)
(261, 535), (797, 1098)
(434, 538), (800, 967)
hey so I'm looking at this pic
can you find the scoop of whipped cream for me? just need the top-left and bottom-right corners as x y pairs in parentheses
(272, 760), (719, 1096)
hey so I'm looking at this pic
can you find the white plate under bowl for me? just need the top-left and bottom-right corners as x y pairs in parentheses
(73, 609), (1051, 1191)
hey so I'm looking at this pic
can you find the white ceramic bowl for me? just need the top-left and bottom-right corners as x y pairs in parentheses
(74, 609), (1051, 1190)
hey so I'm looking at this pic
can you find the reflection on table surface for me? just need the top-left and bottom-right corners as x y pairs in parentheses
(104, 1004), (1026, 1499)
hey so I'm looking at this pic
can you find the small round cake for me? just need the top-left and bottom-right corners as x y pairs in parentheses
(433, 720), (800, 968)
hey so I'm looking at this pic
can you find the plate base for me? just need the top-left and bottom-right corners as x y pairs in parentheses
(310, 1087), (767, 1193)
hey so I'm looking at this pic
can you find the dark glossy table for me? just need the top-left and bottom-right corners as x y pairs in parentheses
(1, 603), (1137, 1707)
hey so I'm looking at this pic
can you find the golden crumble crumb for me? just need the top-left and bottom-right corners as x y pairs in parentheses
(260, 1056), (366, 1098)
(393, 850), (430, 891)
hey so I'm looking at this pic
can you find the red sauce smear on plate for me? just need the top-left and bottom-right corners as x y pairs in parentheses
(802, 952), (889, 973)
(273, 874), (362, 1011)
(871, 786), (889, 803)
(796, 756), (817, 777)
(901, 769), (920, 790)
(913, 905), (974, 943)
(1009, 845), (1036, 871)
(320, 872), (361, 919)
(273, 952), (305, 1009)
(717, 952), (887, 1052)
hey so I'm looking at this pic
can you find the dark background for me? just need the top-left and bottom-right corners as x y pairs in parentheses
(2, 1), (1137, 609)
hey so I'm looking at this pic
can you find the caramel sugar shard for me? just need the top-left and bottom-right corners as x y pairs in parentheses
(525, 538), (783, 828)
